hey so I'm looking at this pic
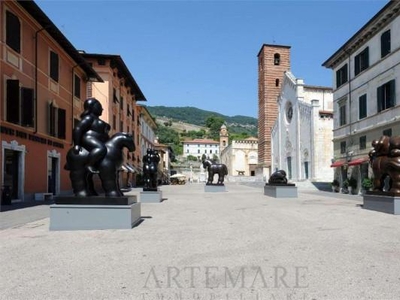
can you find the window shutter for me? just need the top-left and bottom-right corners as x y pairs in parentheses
(48, 103), (56, 136)
(389, 80), (396, 107)
(58, 108), (66, 139)
(6, 11), (21, 53)
(50, 51), (59, 82)
(377, 86), (383, 112)
(6, 79), (20, 124)
(21, 88), (34, 127)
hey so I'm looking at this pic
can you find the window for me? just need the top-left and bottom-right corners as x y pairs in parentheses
(120, 96), (124, 110)
(127, 104), (131, 116)
(381, 30), (391, 58)
(74, 75), (81, 98)
(120, 121), (123, 132)
(383, 128), (392, 137)
(360, 136), (366, 150)
(113, 88), (118, 103)
(275, 79), (279, 87)
(336, 64), (348, 88)
(354, 47), (369, 76)
(50, 51), (59, 82)
(359, 94), (367, 119)
(197, 149), (200, 154)
(98, 58), (106, 65)
(340, 141), (346, 154)
(6, 80), (34, 127)
(6, 11), (21, 53)
(339, 103), (346, 126)
(48, 103), (66, 139)
(274, 53), (280, 65)
(113, 115), (116, 130)
(377, 80), (395, 112)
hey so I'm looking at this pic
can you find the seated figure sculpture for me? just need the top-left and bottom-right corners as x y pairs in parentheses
(65, 98), (135, 197)
(369, 135), (400, 195)
(142, 148), (160, 191)
(268, 170), (288, 184)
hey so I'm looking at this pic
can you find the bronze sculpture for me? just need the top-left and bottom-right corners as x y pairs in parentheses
(65, 98), (135, 197)
(268, 170), (288, 184)
(202, 159), (228, 185)
(369, 135), (400, 195)
(142, 148), (160, 191)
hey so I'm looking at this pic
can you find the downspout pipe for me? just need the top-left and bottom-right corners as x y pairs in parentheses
(34, 27), (48, 134)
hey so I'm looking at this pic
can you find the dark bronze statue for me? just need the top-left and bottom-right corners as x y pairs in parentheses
(65, 98), (135, 197)
(369, 135), (400, 195)
(143, 148), (160, 191)
(202, 159), (228, 185)
(268, 170), (288, 184)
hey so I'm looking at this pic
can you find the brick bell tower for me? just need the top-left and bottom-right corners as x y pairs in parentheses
(257, 44), (291, 176)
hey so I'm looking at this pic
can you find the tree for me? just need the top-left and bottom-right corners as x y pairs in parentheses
(205, 115), (225, 140)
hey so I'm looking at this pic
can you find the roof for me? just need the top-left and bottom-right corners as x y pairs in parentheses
(257, 43), (291, 57)
(183, 139), (219, 144)
(322, 0), (400, 68)
(17, 0), (103, 82)
(81, 53), (146, 101)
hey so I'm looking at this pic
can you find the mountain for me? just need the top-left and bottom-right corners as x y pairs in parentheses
(146, 106), (258, 136)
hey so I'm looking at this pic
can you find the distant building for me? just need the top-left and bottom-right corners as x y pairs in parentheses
(138, 105), (157, 170)
(257, 44), (291, 178)
(80, 53), (146, 187)
(271, 71), (333, 181)
(182, 139), (220, 160)
(322, 1), (400, 192)
(220, 134), (258, 177)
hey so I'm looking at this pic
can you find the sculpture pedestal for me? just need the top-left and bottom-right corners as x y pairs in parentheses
(49, 202), (141, 231)
(264, 184), (297, 198)
(140, 190), (163, 203)
(204, 185), (227, 192)
(363, 193), (400, 215)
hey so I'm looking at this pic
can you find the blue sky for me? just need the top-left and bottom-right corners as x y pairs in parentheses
(37, 0), (388, 118)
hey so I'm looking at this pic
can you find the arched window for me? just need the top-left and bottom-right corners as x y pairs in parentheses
(274, 53), (280, 65)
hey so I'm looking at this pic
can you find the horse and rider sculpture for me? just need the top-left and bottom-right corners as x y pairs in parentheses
(65, 98), (135, 197)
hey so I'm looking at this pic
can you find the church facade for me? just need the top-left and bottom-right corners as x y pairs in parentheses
(271, 71), (333, 181)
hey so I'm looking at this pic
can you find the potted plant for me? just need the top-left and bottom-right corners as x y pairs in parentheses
(361, 178), (373, 193)
(331, 179), (340, 192)
(348, 177), (358, 194)
(342, 179), (349, 194)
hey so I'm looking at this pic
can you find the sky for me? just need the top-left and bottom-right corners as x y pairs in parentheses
(36, 0), (388, 118)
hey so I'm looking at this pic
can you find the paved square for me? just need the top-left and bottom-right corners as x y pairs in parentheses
(1, 183), (400, 299)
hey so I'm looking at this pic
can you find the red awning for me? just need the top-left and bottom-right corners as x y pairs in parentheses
(330, 160), (346, 167)
(348, 157), (369, 166)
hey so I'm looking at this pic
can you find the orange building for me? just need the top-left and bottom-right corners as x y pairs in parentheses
(0, 0), (102, 204)
(80, 53), (146, 187)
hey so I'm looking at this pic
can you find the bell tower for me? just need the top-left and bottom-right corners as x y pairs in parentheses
(257, 44), (291, 175)
(219, 124), (229, 153)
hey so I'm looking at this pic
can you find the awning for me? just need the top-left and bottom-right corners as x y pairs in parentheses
(126, 163), (137, 173)
(330, 160), (346, 168)
(348, 157), (369, 166)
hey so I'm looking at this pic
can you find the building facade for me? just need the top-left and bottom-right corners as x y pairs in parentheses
(220, 136), (258, 177)
(1, 0), (102, 203)
(138, 105), (157, 165)
(271, 71), (333, 181)
(323, 0), (400, 192)
(183, 139), (220, 160)
(257, 44), (291, 178)
(80, 53), (146, 187)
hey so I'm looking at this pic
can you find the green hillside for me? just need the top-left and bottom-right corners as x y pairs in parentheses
(146, 106), (258, 136)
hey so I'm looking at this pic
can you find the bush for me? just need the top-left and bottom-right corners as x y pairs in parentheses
(362, 178), (373, 189)
(348, 177), (357, 189)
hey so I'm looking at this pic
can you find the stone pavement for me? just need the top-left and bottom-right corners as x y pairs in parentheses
(1, 183), (400, 300)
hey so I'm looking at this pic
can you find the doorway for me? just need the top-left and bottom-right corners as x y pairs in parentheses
(3, 149), (20, 199)
(47, 150), (60, 195)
